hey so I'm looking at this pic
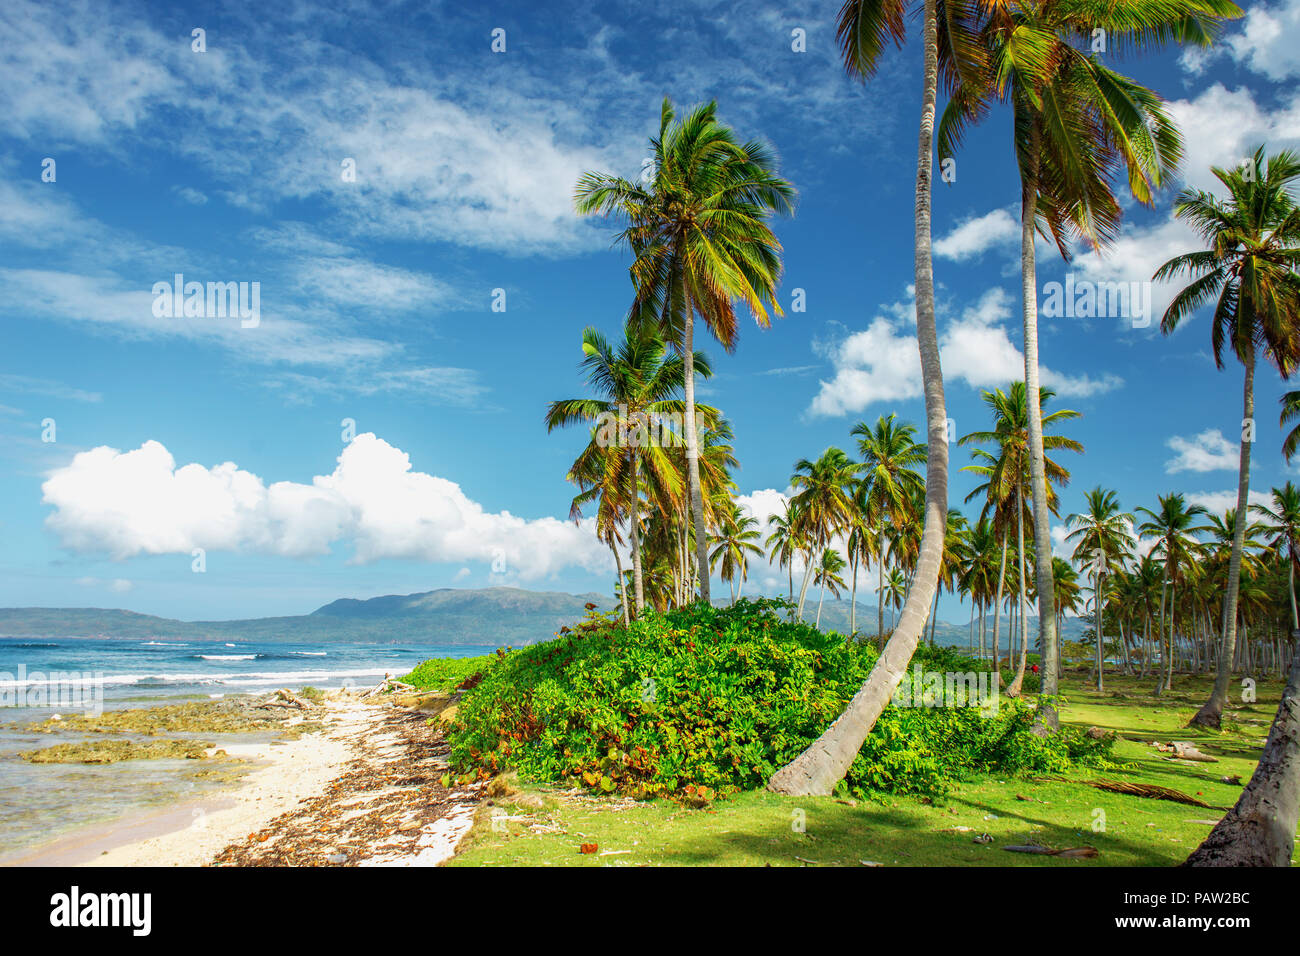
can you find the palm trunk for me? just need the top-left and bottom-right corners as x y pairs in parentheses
(849, 549), (859, 636)
(992, 528), (1008, 687)
(1185, 637), (1300, 865)
(1095, 563), (1105, 692)
(768, 0), (946, 795)
(1155, 570), (1169, 695)
(1192, 345), (1255, 728)
(877, 532), (886, 644)
(629, 449), (645, 615)
(816, 578), (826, 628)
(613, 542), (630, 625)
(1018, 139), (1060, 729)
(1008, 486), (1030, 696)
(681, 290), (710, 606)
(796, 548), (816, 621)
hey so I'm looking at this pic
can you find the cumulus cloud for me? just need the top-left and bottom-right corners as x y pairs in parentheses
(934, 208), (1020, 261)
(41, 434), (611, 578)
(1185, 489), (1272, 516)
(1165, 429), (1240, 473)
(809, 287), (1122, 416)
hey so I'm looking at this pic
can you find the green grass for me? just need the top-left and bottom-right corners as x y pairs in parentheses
(449, 669), (1295, 867)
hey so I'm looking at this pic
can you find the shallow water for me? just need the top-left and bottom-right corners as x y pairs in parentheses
(0, 636), (489, 857)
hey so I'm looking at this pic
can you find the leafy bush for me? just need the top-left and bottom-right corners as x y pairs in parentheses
(400, 653), (498, 692)
(446, 599), (1110, 800)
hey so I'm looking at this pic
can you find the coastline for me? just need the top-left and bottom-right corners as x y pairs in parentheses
(3, 695), (481, 867)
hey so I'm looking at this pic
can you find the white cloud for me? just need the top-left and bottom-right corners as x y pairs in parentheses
(1225, 0), (1300, 81)
(809, 287), (1122, 416)
(172, 186), (208, 206)
(934, 208), (1019, 261)
(1165, 429), (1240, 473)
(41, 434), (611, 578)
(1185, 489), (1271, 516)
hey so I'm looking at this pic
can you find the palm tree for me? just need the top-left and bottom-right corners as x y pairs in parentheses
(546, 321), (710, 616)
(788, 448), (858, 621)
(765, 504), (804, 601)
(813, 548), (849, 628)
(853, 414), (927, 643)
(1252, 481), (1300, 629)
(767, 0), (972, 795)
(961, 382), (1081, 700)
(960, 515), (1002, 662)
(709, 502), (765, 604)
(574, 99), (795, 606)
(938, 0), (1233, 728)
(1067, 488), (1135, 691)
(1136, 493), (1211, 694)
(845, 479), (877, 638)
(1156, 147), (1300, 728)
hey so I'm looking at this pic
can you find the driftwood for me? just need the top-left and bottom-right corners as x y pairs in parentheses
(359, 676), (416, 699)
(1153, 741), (1218, 763)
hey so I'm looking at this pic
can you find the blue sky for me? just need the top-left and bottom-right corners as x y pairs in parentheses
(2, 0), (1299, 622)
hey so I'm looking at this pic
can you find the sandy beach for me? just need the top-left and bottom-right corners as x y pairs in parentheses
(4, 696), (482, 867)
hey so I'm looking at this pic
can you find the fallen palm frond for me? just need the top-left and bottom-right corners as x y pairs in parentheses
(1033, 776), (1225, 809)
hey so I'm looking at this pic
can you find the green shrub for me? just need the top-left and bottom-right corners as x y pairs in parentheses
(446, 599), (1110, 800)
(400, 653), (499, 692)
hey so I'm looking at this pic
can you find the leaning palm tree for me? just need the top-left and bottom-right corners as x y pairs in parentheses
(1252, 481), (1300, 629)
(575, 99), (795, 606)
(938, 0), (1236, 728)
(1156, 147), (1300, 727)
(709, 502), (765, 604)
(1186, 638), (1300, 865)
(766, 0), (981, 795)
(1067, 488), (1135, 692)
(545, 320), (710, 616)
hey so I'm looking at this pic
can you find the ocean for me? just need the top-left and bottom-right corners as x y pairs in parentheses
(0, 636), (492, 860)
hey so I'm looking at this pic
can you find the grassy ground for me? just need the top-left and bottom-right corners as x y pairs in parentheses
(449, 669), (1295, 867)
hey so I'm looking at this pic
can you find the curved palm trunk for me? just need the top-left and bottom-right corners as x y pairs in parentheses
(768, 0), (947, 795)
(681, 293), (710, 606)
(1018, 141), (1061, 730)
(1185, 637), (1300, 865)
(1192, 345), (1255, 728)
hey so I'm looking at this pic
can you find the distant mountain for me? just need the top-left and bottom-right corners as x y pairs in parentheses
(0, 587), (609, 646)
(0, 587), (1089, 650)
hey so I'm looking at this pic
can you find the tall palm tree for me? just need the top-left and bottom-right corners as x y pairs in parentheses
(1067, 487), (1135, 691)
(960, 515), (1002, 662)
(961, 382), (1081, 698)
(1136, 493), (1210, 694)
(1252, 481), (1300, 629)
(546, 321), (710, 615)
(1156, 147), (1300, 727)
(813, 548), (849, 628)
(853, 413), (927, 642)
(574, 99), (795, 606)
(767, 0), (976, 795)
(765, 504), (804, 601)
(709, 502), (765, 604)
(788, 448), (858, 620)
(937, 0), (1235, 727)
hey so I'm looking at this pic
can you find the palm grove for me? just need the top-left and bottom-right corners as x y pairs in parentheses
(547, 0), (1300, 865)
